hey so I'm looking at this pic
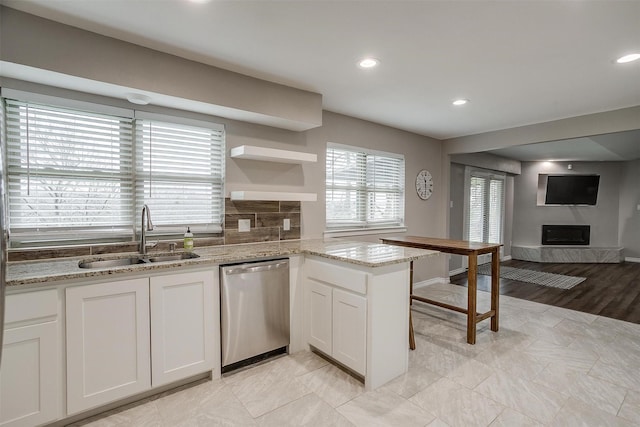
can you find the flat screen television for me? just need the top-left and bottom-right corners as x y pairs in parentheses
(545, 175), (600, 205)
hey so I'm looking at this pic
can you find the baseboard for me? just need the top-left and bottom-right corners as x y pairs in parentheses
(626, 257), (640, 263)
(501, 255), (512, 261)
(448, 267), (466, 277)
(413, 277), (448, 289)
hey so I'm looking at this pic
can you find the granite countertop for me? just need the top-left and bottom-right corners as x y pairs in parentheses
(6, 239), (438, 288)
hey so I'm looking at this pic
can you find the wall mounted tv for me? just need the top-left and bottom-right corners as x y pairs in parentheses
(545, 175), (600, 205)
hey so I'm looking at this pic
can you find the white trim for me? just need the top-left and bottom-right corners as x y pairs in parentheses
(324, 226), (407, 238)
(626, 257), (640, 263)
(413, 277), (448, 289)
(448, 267), (467, 277)
(327, 141), (405, 160)
(230, 145), (317, 164)
(134, 110), (225, 131)
(1, 87), (134, 118)
(502, 255), (512, 261)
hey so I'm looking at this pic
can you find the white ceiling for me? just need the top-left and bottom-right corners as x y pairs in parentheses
(1, 0), (640, 144)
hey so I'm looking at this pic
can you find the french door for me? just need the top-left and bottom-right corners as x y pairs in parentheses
(463, 167), (505, 265)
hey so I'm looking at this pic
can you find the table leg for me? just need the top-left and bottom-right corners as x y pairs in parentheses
(409, 260), (415, 350)
(491, 248), (500, 332)
(467, 254), (478, 344)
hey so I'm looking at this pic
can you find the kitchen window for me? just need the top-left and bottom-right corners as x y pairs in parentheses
(326, 143), (405, 233)
(2, 94), (225, 247)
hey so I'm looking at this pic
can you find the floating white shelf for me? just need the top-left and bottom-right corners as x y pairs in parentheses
(230, 191), (317, 202)
(230, 145), (317, 164)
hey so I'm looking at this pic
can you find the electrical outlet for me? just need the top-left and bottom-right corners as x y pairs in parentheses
(238, 219), (251, 232)
(283, 218), (291, 231)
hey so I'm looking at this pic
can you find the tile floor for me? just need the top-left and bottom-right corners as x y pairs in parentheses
(75, 282), (640, 426)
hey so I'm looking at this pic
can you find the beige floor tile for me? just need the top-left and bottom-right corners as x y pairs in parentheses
(257, 394), (353, 427)
(475, 370), (566, 424)
(337, 387), (435, 427)
(410, 377), (504, 427)
(297, 364), (365, 408)
(618, 390), (640, 424)
(381, 364), (442, 399)
(589, 358), (640, 392)
(488, 408), (542, 426)
(550, 397), (635, 427)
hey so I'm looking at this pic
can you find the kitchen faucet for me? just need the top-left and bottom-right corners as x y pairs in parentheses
(140, 204), (156, 255)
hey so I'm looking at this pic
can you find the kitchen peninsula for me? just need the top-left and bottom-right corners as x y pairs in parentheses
(2, 239), (437, 426)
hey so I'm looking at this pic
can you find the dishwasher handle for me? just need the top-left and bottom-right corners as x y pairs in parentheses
(223, 260), (289, 275)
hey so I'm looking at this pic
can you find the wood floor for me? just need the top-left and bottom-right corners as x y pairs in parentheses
(449, 259), (640, 324)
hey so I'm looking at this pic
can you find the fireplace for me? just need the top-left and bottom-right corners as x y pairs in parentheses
(542, 225), (590, 245)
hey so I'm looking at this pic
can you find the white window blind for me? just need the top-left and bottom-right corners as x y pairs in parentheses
(326, 144), (404, 229)
(135, 120), (224, 233)
(3, 96), (225, 245)
(4, 99), (134, 240)
(466, 169), (504, 244)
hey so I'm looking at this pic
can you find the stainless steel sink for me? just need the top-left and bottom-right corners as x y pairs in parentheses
(78, 257), (147, 269)
(146, 253), (200, 263)
(79, 252), (199, 269)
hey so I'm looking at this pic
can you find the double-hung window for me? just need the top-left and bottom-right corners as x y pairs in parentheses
(326, 143), (405, 231)
(2, 94), (225, 246)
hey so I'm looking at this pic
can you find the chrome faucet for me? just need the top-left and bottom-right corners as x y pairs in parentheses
(140, 204), (155, 255)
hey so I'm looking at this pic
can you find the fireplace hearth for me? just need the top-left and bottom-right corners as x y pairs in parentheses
(542, 225), (590, 246)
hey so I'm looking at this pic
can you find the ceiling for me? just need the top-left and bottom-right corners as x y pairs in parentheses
(1, 0), (639, 145)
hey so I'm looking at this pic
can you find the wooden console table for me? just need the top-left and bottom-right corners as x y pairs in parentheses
(381, 236), (502, 345)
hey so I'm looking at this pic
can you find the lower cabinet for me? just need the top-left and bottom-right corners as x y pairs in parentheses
(150, 270), (216, 387)
(306, 270), (367, 375)
(66, 278), (151, 415)
(0, 290), (60, 427)
(66, 270), (217, 415)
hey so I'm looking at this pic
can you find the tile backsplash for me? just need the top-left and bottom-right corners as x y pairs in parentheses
(224, 198), (301, 244)
(9, 198), (301, 261)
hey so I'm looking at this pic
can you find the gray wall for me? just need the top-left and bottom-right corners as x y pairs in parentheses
(618, 159), (640, 258)
(513, 161), (622, 247)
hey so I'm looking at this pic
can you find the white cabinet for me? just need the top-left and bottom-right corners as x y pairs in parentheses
(332, 289), (366, 375)
(307, 281), (332, 355)
(305, 261), (367, 376)
(0, 290), (60, 427)
(66, 278), (151, 415)
(65, 270), (218, 415)
(304, 256), (410, 390)
(150, 270), (218, 386)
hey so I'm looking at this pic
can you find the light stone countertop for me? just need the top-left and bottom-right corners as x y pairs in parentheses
(6, 239), (439, 288)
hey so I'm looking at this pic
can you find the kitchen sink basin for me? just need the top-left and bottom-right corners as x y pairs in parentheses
(78, 252), (200, 269)
(146, 253), (200, 263)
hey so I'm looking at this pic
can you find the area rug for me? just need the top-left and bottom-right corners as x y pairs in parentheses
(476, 264), (586, 290)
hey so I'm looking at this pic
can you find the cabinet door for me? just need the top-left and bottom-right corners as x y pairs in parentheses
(66, 278), (151, 415)
(307, 280), (332, 355)
(0, 322), (59, 427)
(332, 288), (367, 375)
(150, 270), (216, 387)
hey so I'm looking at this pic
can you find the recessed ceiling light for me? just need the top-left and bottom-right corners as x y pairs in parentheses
(126, 93), (151, 105)
(358, 58), (379, 69)
(616, 53), (640, 64)
(452, 99), (469, 106)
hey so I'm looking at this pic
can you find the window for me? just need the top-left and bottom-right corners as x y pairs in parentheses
(3, 96), (224, 246)
(326, 143), (404, 230)
(465, 168), (505, 245)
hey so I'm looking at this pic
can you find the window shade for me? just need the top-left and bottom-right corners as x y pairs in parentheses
(4, 99), (134, 239)
(326, 144), (404, 229)
(135, 120), (225, 233)
(466, 170), (504, 244)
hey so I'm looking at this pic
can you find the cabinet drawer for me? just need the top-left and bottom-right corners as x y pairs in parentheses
(305, 258), (367, 295)
(5, 289), (58, 325)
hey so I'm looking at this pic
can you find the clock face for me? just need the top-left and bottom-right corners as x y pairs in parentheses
(416, 169), (433, 200)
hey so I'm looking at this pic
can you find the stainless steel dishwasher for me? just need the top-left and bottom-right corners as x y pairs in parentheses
(220, 258), (290, 371)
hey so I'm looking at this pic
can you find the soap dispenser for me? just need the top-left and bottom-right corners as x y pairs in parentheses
(184, 227), (194, 252)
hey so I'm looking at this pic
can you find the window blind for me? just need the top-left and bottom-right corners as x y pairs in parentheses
(135, 120), (225, 233)
(466, 170), (504, 244)
(326, 144), (404, 229)
(4, 99), (134, 239)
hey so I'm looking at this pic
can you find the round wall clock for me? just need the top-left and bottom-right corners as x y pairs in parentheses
(416, 169), (433, 200)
